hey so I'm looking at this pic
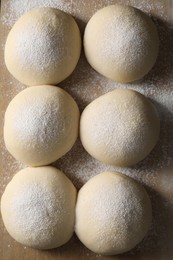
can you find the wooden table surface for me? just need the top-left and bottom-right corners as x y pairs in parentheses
(0, 0), (173, 259)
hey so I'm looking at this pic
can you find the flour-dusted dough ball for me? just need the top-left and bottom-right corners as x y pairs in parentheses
(80, 89), (160, 166)
(75, 171), (152, 255)
(4, 85), (79, 166)
(1, 166), (77, 249)
(84, 5), (159, 83)
(5, 7), (81, 85)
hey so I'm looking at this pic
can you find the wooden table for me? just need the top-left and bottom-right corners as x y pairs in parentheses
(0, 0), (173, 259)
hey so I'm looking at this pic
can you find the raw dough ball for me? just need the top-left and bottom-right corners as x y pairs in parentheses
(1, 166), (77, 249)
(5, 7), (81, 85)
(75, 171), (152, 255)
(84, 4), (159, 83)
(4, 85), (79, 166)
(80, 89), (160, 166)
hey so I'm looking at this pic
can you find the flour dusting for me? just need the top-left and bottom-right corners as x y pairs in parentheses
(1, 0), (173, 258)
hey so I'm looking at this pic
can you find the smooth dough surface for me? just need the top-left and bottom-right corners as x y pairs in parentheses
(5, 7), (81, 85)
(75, 171), (152, 255)
(80, 89), (160, 166)
(4, 85), (80, 166)
(84, 4), (159, 83)
(1, 166), (77, 249)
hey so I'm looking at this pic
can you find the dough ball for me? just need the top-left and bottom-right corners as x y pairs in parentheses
(75, 171), (152, 255)
(80, 89), (160, 166)
(1, 166), (77, 249)
(84, 4), (159, 83)
(4, 85), (79, 166)
(5, 7), (81, 85)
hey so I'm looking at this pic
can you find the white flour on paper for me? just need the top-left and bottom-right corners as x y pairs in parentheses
(1, 0), (173, 257)
(1, 0), (171, 26)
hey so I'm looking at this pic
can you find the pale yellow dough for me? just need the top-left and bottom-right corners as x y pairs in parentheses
(4, 85), (80, 166)
(84, 4), (159, 83)
(5, 7), (81, 85)
(80, 89), (160, 166)
(75, 171), (152, 255)
(1, 166), (77, 249)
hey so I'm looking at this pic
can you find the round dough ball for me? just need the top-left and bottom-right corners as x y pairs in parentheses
(75, 171), (152, 255)
(5, 7), (81, 85)
(4, 85), (79, 166)
(80, 89), (160, 166)
(1, 166), (77, 249)
(84, 4), (159, 83)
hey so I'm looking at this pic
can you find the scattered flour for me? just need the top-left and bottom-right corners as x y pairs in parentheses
(1, 0), (72, 27)
(0, 0), (173, 258)
(1, 0), (172, 27)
